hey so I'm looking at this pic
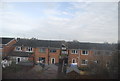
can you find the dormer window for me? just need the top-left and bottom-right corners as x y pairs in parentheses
(71, 50), (78, 54)
(16, 46), (22, 51)
(26, 47), (33, 52)
(81, 50), (88, 55)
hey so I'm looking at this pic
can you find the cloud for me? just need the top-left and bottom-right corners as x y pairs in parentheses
(0, 2), (118, 43)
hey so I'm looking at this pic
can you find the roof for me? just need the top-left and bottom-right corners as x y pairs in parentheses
(0, 37), (14, 44)
(13, 38), (116, 50)
(14, 39), (65, 48)
(67, 41), (116, 50)
(9, 51), (33, 57)
(66, 66), (80, 74)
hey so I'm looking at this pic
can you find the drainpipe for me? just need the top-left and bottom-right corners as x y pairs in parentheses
(62, 59), (64, 72)
(48, 46), (50, 65)
(78, 49), (80, 67)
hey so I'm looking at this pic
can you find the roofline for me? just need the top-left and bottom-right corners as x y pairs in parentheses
(3, 38), (15, 45)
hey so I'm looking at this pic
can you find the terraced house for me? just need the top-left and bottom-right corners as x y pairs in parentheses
(0, 37), (17, 58)
(9, 38), (66, 64)
(2, 37), (116, 69)
(67, 41), (116, 69)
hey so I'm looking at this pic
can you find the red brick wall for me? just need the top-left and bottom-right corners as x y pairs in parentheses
(68, 49), (79, 65)
(34, 48), (60, 64)
(2, 39), (17, 57)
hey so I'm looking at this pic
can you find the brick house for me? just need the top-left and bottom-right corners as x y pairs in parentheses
(0, 37), (17, 58)
(67, 41), (115, 69)
(9, 38), (66, 64)
(5, 37), (116, 69)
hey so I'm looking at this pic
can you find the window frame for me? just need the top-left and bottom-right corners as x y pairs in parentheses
(50, 49), (57, 53)
(81, 60), (88, 65)
(81, 50), (89, 55)
(26, 47), (33, 52)
(15, 46), (22, 51)
(71, 49), (78, 54)
(39, 48), (46, 53)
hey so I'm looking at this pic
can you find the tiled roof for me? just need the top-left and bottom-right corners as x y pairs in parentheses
(67, 42), (116, 50)
(0, 37), (14, 44)
(14, 39), (65, 48)
(66, 66), (80, 74)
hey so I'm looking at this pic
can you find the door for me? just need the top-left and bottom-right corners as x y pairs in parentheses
(18, 58), (20, 62)
(72, 59), (76, 63)
(16, 57), (21, 64)
(51, 58), (55, 64)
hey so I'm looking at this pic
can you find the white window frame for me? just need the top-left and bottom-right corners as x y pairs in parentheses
(94, 60), (99, 63)
(26, 47), (33, 52)
(71, 49), (78, 54)
(72, 58), (76, 63)
(0, 44), (3, 49)
(39, 48), (46, 53)
(81, 60), (88, 65)
(15, 46), (22, 51)
(81, 50), (89, 55)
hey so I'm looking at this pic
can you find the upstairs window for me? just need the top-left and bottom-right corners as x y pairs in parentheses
(81, 60), (88, 65)
(39, 48), (46, 53)
(81, 50), (88, 55)
(16, 46), (22, 51)
(50, 49), (56, 53)
(0, 45), (3, 49)
(26, 47), (33, 52)
(71, 50), (78, 54)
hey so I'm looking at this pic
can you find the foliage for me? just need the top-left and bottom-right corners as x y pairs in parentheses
(78, 67), (89, 71)
(3, 63), (22, 73)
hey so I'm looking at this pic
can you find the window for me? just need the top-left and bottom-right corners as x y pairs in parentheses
(71, 50), (78, 54)
(0, 46), (3, 49)
(26, 47), (32, 52)
(94, 60), (99, 63)
(50, 49), (56, 53)
(81, 50), (88, 55)
(61, 50), (67, 54)
(16, 46), (22, 51)
(81, 60), (88, 65)
(39, 48), (46, 53)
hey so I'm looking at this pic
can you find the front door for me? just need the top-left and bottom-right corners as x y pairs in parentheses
(18, 58), (20, 62)
(51, 58), (55, 64)
(16, 57), (21, 64)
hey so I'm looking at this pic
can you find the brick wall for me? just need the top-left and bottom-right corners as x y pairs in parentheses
(34, 47), (60, 64)
(2, 39), (17, 57)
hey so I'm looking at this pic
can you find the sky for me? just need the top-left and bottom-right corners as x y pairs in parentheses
(0, 1), (118, 43)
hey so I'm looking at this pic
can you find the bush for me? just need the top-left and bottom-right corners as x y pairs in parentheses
(78, 67), (89, 71)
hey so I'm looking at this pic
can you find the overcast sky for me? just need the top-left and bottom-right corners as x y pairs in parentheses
(0, 1), (118, 43)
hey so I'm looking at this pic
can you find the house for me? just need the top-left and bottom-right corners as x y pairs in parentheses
(5, 37), (116, 69)
(9, 38), (66, 64)
(0, 37), (17, 58)
(67, 41), (116, 69)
